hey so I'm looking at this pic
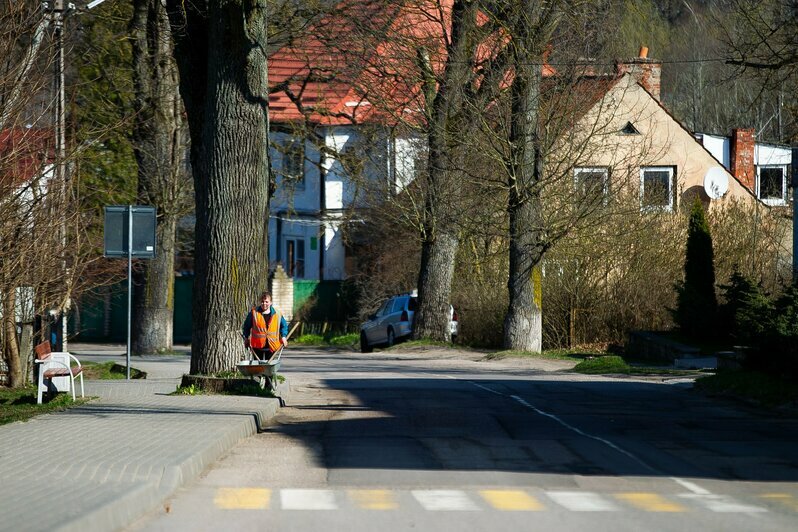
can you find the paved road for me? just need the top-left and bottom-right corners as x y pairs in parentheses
(130, 347), (798, 531)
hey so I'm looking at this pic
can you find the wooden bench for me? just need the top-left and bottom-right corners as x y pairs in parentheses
(35, 341), (84, 404)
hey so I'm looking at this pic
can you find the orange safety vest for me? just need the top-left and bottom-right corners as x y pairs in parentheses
(250, 307), (282, 352)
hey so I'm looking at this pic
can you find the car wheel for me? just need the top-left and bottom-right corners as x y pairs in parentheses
(360, 332), (373, 353)
(386, 328), (395, 348)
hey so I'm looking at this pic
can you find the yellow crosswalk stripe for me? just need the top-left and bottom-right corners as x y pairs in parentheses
(348, 489), (398, 510)
(214, 488), (271, 510)
(760, 493), (798, 511)
(616, 493), (685, 512)
(480, 490), (544, 511)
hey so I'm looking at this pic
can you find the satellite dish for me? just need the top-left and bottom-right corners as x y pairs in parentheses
(703, 167), (729, 200)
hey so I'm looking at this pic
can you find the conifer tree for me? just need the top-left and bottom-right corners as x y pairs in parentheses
(674, 199), (718, 338)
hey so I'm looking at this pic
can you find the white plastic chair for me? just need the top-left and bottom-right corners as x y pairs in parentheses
(34, 341), (84, 404)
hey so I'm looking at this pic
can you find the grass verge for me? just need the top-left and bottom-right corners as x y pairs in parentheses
(293, 334), (325, 345)
(571, 356), (700, 376)
(81, 361), (146, 380)
(486, 348), (599, 361)
(293, 333), (359, 348)
(0, 386), (90, 425)
(328, 333), (359, 347)
(172, 374), (285, 398)
(694, 371), (798, 408)
(573, 356), (632, 374)
(385, 338), (455, 350)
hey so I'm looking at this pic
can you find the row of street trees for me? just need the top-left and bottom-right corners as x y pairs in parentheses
(3, 0), (797, 383)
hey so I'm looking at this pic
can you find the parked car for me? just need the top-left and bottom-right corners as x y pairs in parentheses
(359, 292), (458, 353)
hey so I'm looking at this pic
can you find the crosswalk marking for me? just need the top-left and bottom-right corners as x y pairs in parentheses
(760, 493), (798, 511)
(479, 490), (544, 511)
(211, 487), (782, 514)
(348, 489), (398, 510)
(546, 491), (619, 512)
(412, 490), (479, 511)
(281, 489), (337, 510)
(214, 488), (271, 510)
(679, 494), (767, 513)
(616, 493), (685, 512)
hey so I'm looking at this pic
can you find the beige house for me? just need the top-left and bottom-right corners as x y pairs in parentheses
(569, 49), (760, 212)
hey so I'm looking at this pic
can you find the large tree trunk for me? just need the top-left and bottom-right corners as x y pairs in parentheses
(165, 1), (271, 374)
(504, 40), (545, 352)
(2, 288), (22, 388)
(131, 216), (177, 353)
(504, 194), (544, 351)
(411, 0), (475, 342)
(131, 0), (190, 354)
(414, 230), (458, 341)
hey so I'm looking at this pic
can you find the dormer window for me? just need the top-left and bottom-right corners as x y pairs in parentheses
(620, 121), (640, 135)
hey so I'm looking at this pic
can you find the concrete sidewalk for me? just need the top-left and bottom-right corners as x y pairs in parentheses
(0, 345), (282, 532)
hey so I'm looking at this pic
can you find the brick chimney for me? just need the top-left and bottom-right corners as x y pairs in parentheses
(730, 128), (756, 192)
(615, 46), (662, 101)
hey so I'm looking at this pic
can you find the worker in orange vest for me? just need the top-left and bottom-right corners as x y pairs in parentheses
(242, 291), (288, 359)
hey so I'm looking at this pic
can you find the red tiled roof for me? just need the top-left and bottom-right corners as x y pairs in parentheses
(268, 0), (559, 126)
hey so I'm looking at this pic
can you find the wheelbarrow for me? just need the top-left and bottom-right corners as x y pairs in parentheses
(236, 345), (283, 393)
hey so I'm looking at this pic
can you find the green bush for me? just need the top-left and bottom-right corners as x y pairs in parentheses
(718, 270), (773, 344)
(719, 271), (798, 379)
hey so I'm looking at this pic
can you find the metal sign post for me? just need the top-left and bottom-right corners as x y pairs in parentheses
(104, 205), (156, 379)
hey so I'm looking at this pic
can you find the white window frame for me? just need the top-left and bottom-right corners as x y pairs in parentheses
(756, 165), (787, 206)
(640, 166), (674, 212)
(574, 167), (610, 203)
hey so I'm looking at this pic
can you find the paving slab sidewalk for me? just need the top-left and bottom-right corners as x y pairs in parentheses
(0, 346), (281, 532)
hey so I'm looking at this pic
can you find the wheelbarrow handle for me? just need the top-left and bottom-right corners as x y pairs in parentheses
(266, 345), (283, 364)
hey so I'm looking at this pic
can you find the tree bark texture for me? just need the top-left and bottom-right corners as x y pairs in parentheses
(503, 6), (549, 352)
(131, 0), (190, 354)
(412, 0), (476, 342)
(166, 1), (271, 374)
(2, 288), (22, 388)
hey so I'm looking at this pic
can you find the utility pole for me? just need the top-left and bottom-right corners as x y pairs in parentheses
(47, 0), (71, 351)
(44, 0), (110, 350)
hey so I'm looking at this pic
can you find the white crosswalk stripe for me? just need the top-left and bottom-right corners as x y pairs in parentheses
(546, 491), (620, 512)
(411, 490), (480, 511)
(280, 489), (338, 510)
(679, 494), (768, 513)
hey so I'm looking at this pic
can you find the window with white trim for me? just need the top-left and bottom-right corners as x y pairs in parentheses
(756, 165), (787, 205)
(574, 167), (609, 206)
(285, 238), (305, 278)
(640, 166), (674, 211)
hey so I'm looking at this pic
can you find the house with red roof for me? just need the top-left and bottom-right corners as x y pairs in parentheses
(266, 2), (770, 284)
